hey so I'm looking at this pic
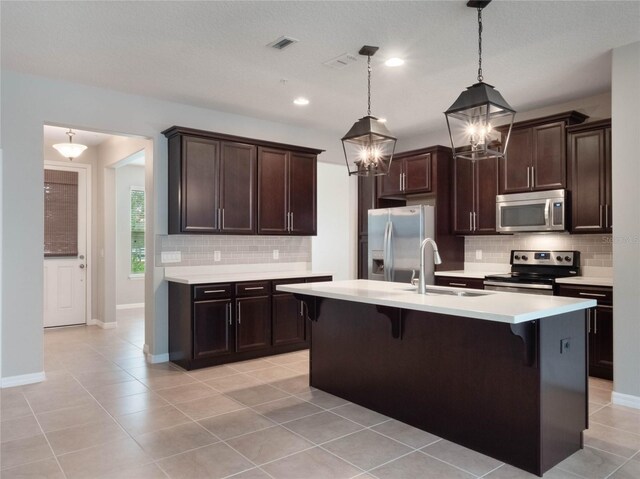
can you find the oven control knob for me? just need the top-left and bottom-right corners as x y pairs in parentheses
(514, 255), (520, 260)
(556, 256), (563, 262)
(564, 256), (572, 262)
(521, 255), (528, 261)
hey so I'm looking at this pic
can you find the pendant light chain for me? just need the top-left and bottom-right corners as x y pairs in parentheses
(477, 7), (483, 82)
(367, 54), (372, 116)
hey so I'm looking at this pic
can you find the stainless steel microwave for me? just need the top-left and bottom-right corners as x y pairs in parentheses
(496, 189), (567, 233)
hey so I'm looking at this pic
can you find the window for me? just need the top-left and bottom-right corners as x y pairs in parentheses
(130, 187), (145, 275)
(44, 169), (78, 257)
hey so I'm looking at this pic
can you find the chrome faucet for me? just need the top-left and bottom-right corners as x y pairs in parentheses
(418, 238), (442, 294)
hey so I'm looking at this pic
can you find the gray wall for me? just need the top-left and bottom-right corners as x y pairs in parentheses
(0, 70), (351, 379)
(612, 41), (640, 401)
(116, 165), (145, 306)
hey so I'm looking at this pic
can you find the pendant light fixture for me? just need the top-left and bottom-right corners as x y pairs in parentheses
(53, 129), (88, 161)
(342, 45), (397, 177)
(444, 0), (515, 161)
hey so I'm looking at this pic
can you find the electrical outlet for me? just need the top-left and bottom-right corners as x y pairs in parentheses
(560, 338), (570, 354)
(214, 251), (221, 262)
(161, 251), (181, 263)
(476, 249), (483, 260)
(273, 249), (279, 260)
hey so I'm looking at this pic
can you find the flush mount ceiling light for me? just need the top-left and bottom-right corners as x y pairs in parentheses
(52, 129), (87, 161)
(342, 45), (397, 177)
(293, 97), (310, 105)
(444, 0), (515, 161)
(385, 58), (404, 67)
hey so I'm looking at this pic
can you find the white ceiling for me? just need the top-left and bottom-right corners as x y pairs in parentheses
(3, 1), (639, 139)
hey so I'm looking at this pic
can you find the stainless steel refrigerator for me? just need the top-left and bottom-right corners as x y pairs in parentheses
(368, 205), (436, 284)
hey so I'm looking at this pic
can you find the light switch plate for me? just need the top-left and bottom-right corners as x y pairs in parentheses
(476, 249), (483, 260)
(161, 251), (181, 263)
(273, 249), (279, 260)
(214, 251), (221, 262)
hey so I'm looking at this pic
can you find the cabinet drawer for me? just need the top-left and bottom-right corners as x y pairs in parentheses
(435, 276), (485, 290)
(556, 285), (612, 306)
(194, 284), (232, 301)
(236, 281), (270, 297)
(272, 278), (305, 294)
(306, 276), (333, 283)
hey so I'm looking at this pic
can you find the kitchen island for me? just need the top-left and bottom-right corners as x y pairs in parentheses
(277, 280), (596, 477)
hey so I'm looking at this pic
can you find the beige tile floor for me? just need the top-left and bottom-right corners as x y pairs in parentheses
(1, 317), (639, 478)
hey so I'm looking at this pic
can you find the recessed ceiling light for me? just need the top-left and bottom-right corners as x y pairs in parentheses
(385, 58), (405, 67)
(293, 97), (309, 106)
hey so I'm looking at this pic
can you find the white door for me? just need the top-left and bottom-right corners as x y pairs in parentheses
(43, 164), (88, 327)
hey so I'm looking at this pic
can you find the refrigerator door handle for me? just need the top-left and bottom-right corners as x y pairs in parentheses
(383, 221), (390, 281)
(387, 222), (394, 282)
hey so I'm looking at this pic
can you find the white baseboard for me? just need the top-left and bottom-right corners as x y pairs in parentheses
(612, 391), (640, 410)
(2, 371), (46, 388)
(88, 318), (117, 329)
(143, 344), (169, 363)
(116, 303), (144, 310)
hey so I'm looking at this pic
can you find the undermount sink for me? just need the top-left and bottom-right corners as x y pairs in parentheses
(422, 287), (493, 298)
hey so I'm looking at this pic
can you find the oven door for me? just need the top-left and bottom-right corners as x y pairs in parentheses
(484, 281), (554, 296)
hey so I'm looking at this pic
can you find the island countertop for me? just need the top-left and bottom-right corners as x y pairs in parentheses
(277, 279), (596, 324)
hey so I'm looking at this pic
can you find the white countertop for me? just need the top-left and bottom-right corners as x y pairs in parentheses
(277, 279), (596, 324)
(165, 270), (332, 285)
(556, 276), (613, 287)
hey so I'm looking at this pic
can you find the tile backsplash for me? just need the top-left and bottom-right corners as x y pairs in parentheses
(156, 235), (311, 267)
(465, 234), (612, 268)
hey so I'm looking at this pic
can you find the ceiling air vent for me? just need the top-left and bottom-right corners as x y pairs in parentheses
(267, 36), (299, 50)
(323, 53), (358, 70)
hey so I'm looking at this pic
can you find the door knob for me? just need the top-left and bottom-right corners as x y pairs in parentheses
(79, 264), (85, 269)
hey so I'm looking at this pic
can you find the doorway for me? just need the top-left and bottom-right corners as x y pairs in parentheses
(43, 162), (91, 327)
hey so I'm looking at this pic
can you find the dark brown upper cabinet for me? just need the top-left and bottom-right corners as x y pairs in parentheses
(453, 155), (498, 235)
(497, 111), (588, 194)
(258, 147), (317, 235)
(567, 119), (612, 233)
(378, 151), (432, 197)
(163, 126), (322, 236)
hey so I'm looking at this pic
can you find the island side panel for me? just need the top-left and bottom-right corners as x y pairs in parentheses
(539, 311), (587, 472)
(310, 299), (546, 475)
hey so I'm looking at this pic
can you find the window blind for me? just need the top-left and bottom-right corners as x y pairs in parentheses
(44, 169), (78, 257)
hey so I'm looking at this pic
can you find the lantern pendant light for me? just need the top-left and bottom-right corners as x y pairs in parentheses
(53, 129), (88, 161)
(444, 0), (515, 161)
(342, 45), (397, 177)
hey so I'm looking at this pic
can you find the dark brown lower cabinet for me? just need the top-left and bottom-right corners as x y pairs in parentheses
(236, 296), (271, 352)
(193, 299), (232, 359)
(169, 275), (331, 370)
(556, 284), (613, 380)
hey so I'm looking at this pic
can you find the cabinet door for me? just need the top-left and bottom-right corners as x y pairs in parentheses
(589, 306), (613, 380)
(236, 296), (271, 352)
(499, 128), (532, 193)
(358, 176), (377, 236)
(453, 156), (474, 234)
(532, 122), (566, 190)
(193, 299), (232, 359)
(404, 153), (432, 194)
(272, 293), (305, 345)
(569, 129), (607, 232)
(289, 152), (317, 235)
(474, 157), (499, 233)
(378, 159), (404, 197)
(220, 141), (256, 234)
(258, 147), (289, 234)
(182, 136), (220, 232)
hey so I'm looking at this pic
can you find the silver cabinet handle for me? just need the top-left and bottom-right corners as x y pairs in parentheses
(593, 309), (597, 334)
(300, 301), (304, 316)
(216, 208), (221, 229)
(399, 172), (403, 191)
(244, 286), (264, 291)
(469, 212), (473, 231)
(587, 309), (591, 333)
(204, 289), (226, 294)
(226, 303), (232, 326)
(526, 166), (530, 188)
(473, 212), (477, 231)
(290, 212), (294, 231)
(237, 302), (241, 324)
(605, 204), (609, 228)
(221, 208), (225, 229)
(600, 205), (604, 228)
(578, 292), (606, 298)
(449, 282), (467, 287)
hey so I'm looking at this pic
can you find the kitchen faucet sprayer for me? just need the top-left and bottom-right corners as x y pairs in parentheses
(419, 238), (441, 294)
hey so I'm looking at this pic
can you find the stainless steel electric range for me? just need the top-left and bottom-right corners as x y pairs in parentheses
(484, 250), (580, 296)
